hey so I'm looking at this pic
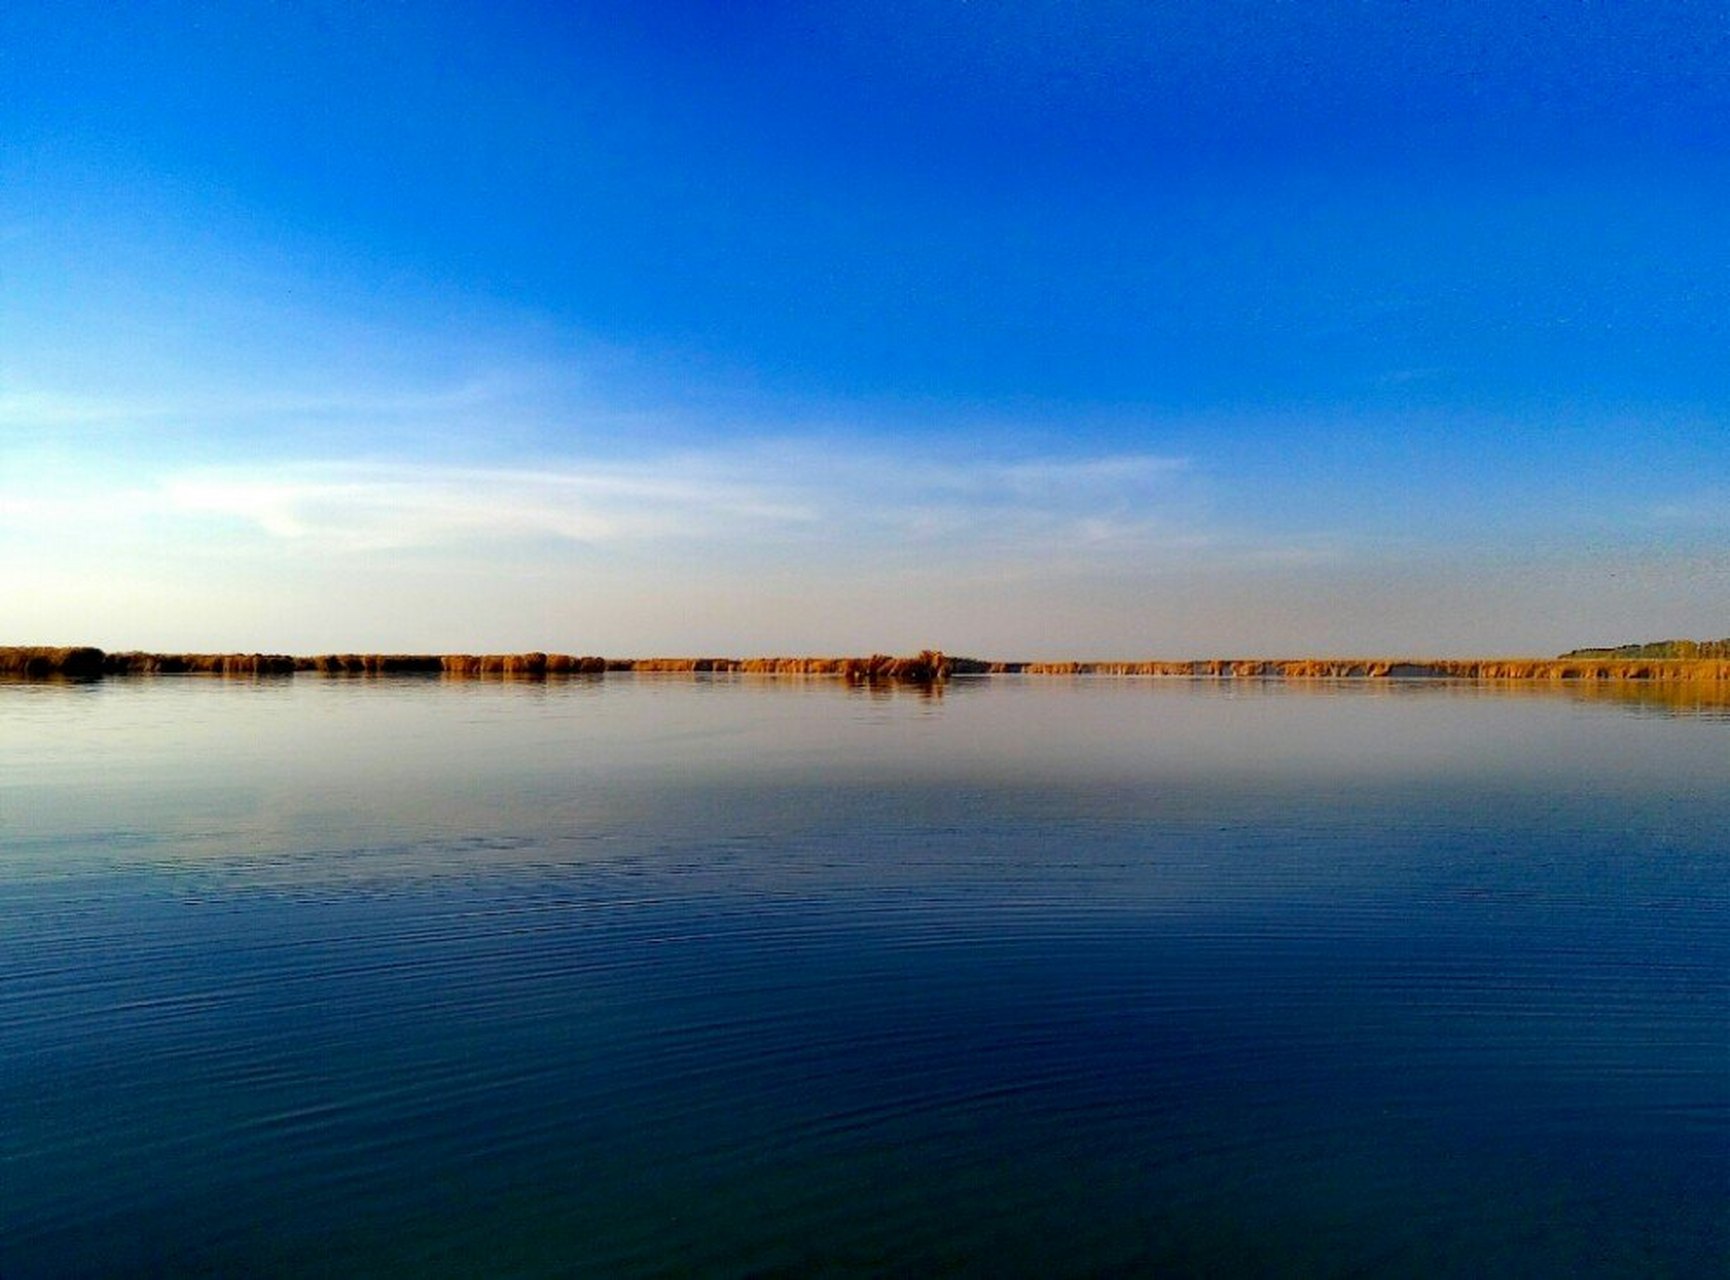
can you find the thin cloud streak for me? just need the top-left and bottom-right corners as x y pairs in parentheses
(1650, 489), (1729, 528)
(159, 461), (822, 551)
(1, 447), (1218, 561)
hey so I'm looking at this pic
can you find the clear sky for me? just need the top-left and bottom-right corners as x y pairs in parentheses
(3, 2), (1725, 657)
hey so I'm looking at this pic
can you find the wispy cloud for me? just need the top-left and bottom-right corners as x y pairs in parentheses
(1650, 489), (1729, 528)
(0, 446), (1212, 561)
(157, 460), (820, 550)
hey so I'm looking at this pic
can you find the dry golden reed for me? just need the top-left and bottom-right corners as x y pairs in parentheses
(5, 646), (1727, 685)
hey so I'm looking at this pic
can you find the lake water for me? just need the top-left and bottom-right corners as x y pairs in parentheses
(2, 675), (1725, 1276)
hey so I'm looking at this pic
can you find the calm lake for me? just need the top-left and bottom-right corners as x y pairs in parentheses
(2, 675), (1725, 1276)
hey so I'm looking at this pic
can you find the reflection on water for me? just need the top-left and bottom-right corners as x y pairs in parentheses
(1, 676), (1725, 1276)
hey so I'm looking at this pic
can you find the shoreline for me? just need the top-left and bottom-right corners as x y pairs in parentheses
(5, 646), (1729, 683)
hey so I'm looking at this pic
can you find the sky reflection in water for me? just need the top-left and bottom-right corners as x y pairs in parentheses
(2, 676), (1725, 1276)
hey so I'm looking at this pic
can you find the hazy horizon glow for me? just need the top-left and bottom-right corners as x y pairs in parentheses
(3, 3), (1725, 656)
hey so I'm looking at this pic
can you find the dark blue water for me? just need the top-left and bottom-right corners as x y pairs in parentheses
(2, 676), (1725, 1276)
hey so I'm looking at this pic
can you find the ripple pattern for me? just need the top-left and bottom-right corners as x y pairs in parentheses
(1, 677), (1725, 1276)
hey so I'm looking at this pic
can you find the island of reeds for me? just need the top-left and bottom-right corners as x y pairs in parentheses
(5, 643), (1729, 684)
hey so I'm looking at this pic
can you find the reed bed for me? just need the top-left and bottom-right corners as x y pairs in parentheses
(5, 646), (1727, 684)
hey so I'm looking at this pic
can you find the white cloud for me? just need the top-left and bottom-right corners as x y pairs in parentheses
(1650, 490), (1729, 528)
(0, 445), (1209, 560)
(155, 461), (820, 551)
(0, 365), (1218, 560)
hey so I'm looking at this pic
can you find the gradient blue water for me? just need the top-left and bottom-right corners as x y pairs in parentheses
(2, 677), (1725, 1276)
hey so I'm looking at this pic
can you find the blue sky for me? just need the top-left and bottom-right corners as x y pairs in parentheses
(3, 2), (1725, 655)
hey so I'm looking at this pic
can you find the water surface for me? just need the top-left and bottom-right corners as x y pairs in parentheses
(2, 676), (1725, 1276)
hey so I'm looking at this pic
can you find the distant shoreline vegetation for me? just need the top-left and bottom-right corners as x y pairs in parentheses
(4, 646), (1729, 683)
(1559, 638), (1730, 660)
